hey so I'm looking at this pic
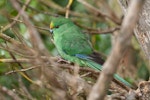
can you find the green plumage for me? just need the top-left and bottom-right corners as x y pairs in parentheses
(50, 17), (132, 87)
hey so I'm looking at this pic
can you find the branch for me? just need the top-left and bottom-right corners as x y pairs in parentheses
(60, 65), (130, 91)
(5, 66), (39, 75)
(88, 0), (145, 99)
(87, 27), (120, 34)
(0, 33), (37, 58)
(9, 18), (50, 31)
(77, 0), (121, 24)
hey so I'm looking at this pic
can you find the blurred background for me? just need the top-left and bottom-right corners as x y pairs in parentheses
(0, 0), (149, 99)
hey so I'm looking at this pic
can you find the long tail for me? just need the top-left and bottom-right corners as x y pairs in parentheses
(85, 60), (132, 87)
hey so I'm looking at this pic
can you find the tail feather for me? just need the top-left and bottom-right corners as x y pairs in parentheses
(114, 74), (132, 87)
(85, 60), (132, 87)
(75, 53), (132, 87)
(85, 60), (102, 70)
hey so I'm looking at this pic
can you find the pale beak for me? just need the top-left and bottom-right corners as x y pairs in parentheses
(49, 29), (53, 34)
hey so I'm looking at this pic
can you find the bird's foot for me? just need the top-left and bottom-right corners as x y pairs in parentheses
(57, 56), (71, 64)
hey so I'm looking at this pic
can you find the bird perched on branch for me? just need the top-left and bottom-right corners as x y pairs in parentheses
(49, 17), (132, 87)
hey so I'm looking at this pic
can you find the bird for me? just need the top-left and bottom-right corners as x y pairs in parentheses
(49, 17), (132, 87)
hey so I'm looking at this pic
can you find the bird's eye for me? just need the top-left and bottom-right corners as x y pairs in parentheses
(49, 29), (53, 34)
(55, 26), (59, 28)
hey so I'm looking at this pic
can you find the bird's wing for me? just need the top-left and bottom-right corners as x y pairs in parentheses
(60, 24), (105, 65)
(61, 25), (93, 56)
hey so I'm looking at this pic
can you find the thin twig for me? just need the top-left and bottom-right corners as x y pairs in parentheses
(87, 27), (120, 34)
(5, 66), (39, 75)
(10, 18), (50, 31)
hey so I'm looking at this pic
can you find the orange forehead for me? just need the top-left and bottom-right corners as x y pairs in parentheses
(50, 22), (54, 29)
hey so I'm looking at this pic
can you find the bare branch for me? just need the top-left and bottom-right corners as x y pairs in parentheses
(5, 66), (39, 75)
(87, 27), (120, 34)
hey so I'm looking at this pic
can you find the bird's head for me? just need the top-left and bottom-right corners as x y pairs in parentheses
(49, 17), (71, 34)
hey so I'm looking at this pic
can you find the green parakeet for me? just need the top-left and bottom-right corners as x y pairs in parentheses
(50, 17), (132, 87)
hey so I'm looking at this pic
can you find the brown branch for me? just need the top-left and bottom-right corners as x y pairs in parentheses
(0, 55), (130, 92)
(0, 33), (38, 58)
(87, 27), (120, 34)
(5, 66), (39, 75)
(9, 18), (50, 31)
(88, 0), (145, 100)
(75, 22), (120, 34)
(59, 64), (130, 91)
